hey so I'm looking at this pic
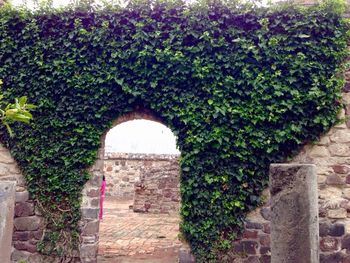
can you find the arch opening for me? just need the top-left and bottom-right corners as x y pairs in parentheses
(87, 112), (183, 262)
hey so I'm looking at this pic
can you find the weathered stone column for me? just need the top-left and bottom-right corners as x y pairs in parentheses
(0, 181), (16, 263)
(269, 164), (319, 263)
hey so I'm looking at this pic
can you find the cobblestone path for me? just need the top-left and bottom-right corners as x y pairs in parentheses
(97, 197), (182, 262)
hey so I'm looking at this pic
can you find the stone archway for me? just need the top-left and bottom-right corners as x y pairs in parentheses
(79, 109), (182, 263)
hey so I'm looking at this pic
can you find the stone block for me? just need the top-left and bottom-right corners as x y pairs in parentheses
(32, 229), (43, 240)
(259, 234), (270, 247)
(332, 165), (350, 174)
(11, 249), (31, 261)
(178, 247), (195, 263)
(243, 230), (258, 239)
(317, 136), (330, 146)
(329, 223), (345, 237)
(86, 189), (99, 198)
(241, 240), (258, 254)
(320, 237), (339, 252)
(262, 223), (270, 234)
(260, 246), (270, 255)
(81, 208), (99, 219)
(13, 231), (31, 241)
(330, 130), (350, 143)
(269, 164), (319, 263)
(309, 146), (329, 157)
(15, 202), (35, 217)
(245, 221), (263, 230)
(342, 234), (350, 250)
(328, 208), (347, 219)
(15, 190), (29, 203)
(80, 243), (97, 257)
(329, 144), (350, 157)
(345, 189), (350, 200)
(0, 181), (16, 263)
(326, 174), (344, 185)
(244, 256), (260, 263)
(14, 241), (37, 253)
(0, 150), (15, 163)
(14, 216), (42, 231)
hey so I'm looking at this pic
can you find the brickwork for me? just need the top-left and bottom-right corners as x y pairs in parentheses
(103, 152), (179, 200)
(133, 158), (180, 214)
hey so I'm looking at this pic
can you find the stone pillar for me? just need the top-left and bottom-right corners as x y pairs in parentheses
(0, 181), (16, 263)
(269, 164), (319, 263)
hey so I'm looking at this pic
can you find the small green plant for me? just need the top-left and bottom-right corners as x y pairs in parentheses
(0, 80), (35, 136)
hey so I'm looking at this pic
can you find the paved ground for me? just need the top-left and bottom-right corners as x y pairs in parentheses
(97, 197), (182, 263)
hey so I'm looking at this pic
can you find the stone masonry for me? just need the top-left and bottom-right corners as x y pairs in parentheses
(0, 143), (45, 262)
(103, 152), (179, 201)
(133, 158), (180, 214)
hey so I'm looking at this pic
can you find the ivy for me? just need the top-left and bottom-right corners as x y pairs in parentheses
(0, 1), (348, 261)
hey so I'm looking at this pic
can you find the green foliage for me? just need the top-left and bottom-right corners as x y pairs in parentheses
(0, 80), (35, 136)
(0, 1), (348, 261)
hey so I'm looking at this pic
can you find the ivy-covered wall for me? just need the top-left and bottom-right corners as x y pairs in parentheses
(0, 1), (348, 261)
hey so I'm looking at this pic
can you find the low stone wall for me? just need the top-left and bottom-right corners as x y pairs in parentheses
(103, 153), (179, 200)
(133, 159), (180, 214)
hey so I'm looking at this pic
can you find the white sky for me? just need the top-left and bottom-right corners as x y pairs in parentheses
(105, 120), (180, 154)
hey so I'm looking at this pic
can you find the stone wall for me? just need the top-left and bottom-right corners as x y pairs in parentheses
(103, 152), (179, 200)
(133, 158), (180, 214)
(226, 92), (350, 263)
(0, 143), (45, 262)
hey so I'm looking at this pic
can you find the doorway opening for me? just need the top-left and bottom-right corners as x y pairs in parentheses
(97, 117), (182, 262)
